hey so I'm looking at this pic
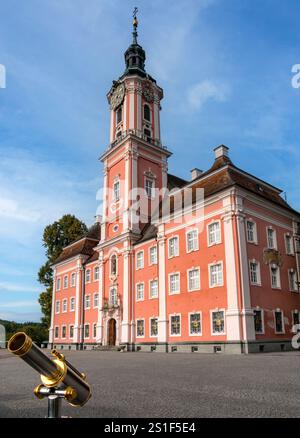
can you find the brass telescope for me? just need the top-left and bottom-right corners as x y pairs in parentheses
(8, 332), (91, 416)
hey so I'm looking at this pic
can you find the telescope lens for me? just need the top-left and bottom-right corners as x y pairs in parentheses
(8, 332), (32, 356)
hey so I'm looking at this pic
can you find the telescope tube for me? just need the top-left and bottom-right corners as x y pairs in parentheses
(8, 332), (91, 407)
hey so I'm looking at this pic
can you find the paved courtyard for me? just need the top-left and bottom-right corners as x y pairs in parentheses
(1, 349), (300, 418)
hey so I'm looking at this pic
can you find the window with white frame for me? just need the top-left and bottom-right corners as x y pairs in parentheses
(56, 278), (61, 291)
(187, 229), (198, 252)
(145, 179), (154, 198)
(188, 268), (200, 291)
(62, 326), (66, 339)
(253, 309), (263, 334)
(168, 236), (179, 258)
(274, 311), (284, 333)
(285, 234), (294, 255)
(70, 297), (75, 311)
(150, 318), (158, 337)
(246, 220), (257, 243)
(110, 254), (117, 276)
(149, 246), (157, 265)
(212, 310), (225, 334)
(289, 270), (298, 292)
(149, 279), (158, 299)
(62, 299), (67, 313)
(267, 228), (276, 249)
(69, 325), (74, 338)
(169, 273), (180, 294)
(209, 263), (223, 287)
(85, 295), (90, 309)
(116, 106), (122, 125)
(85, 269), (91, 283)
(55, 301), (60, 314)
(63, 275), (68, 289)
(93, 323), (97, 338)
(109, 287), (118, 305)
(71, 272), (76, 287)
(292, 312), (300, 332)
(113, 180), (120, 202)
(136, 319), (144, 337)
(136, 283), (144, 301)
(189, 313), (202, 335)
(94, 266), (99, 281)
(208, 222), (221, 246)
(84, 324), (90, 338)
(94, 293), (99, 308)
(249, 261), (261, 285)
(170, 315), (181, 336)
(270, 265), (280, 289)
(136, 251), (144, 269)
(54, 327), (59, 338)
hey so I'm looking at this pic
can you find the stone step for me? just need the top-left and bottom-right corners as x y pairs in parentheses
(94, 345), (124, 352)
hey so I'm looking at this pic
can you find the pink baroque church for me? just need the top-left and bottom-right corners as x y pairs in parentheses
(49, 16), (300, 354)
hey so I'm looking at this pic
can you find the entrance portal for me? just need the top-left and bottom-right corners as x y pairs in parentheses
(108, 318), (116, 346)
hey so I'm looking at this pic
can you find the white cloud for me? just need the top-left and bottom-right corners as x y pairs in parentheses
(0, 196), (41, 222)
(187, 80), (229, 110)
(0, 300), (38, 309)
(0, 282), (40, 293)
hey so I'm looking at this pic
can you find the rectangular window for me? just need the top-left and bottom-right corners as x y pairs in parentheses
(249, 261), (260, 285)
(208, 222), (221, 246)
(254, 310), (263, 334)
(94, 266), (99, 281)
(94, 293), (99, 308)
(212, 310), (225, 334)
(293, 312), (299, 327)
(274, 311), (284, 333)
(136, 320), (144, 337)
(136, 251), (144, 269)
(63, 275), (68, 289)
(169, 273), (180, 295)
(145, 179), (154, 198)
(54, 327), (59, 338)
(85, 270), (91, 283)
(62, 326), (66, 339)
(188, 268), (200, 291)
(70, 297), (75, 311)
(69, 325), (74, 338)
(209, 263), (223, 287)
(85, 295), (90, 309)
(136, 283), (144, 301)
(289, 270), (298, 292)
(93, 323), (97, 338)
(71, 273), (76, 287)
(189, 313), (202, 335)
(113, 181), (120, 202)
(285, 234), (293, 255)
(55, 301), (60, 314)
(168, 237), (179, 258)
(150, 318), (158, 337)
(246, 221), (257, 243)
(56, 278), (61, 291)
(149, 280), (158, 299)
(267, 228), (276, 249)
(271, 266), (280, 288)
(149, 246), (157, 265)
(187, 230), (198, 252)
(109, 287), (118, 305)
(84, 324), (90, 338)
(170, 315), (181, 336)
(62, 299), (67, 313)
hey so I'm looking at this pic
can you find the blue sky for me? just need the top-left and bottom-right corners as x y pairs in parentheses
(0, 0), (300, 322)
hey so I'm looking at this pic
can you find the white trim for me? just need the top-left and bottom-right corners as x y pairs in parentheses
(85, 269), (91, 283)
(207, 220), (222, 247)
(245, 219), (258, 244)
(55, 300), (60, 314)
(285, 233), (295, 255)
(208, 262), (224, 288)
(288, 269), (298, 292)
(62, 298), (68, 313)
(273, 309), (285, 334)
(93, 322), (97, 339)
(187, 267), (201, 292)
(136, 318), (145, 338)
(270, 264), (281, 290)
(169, 313), (181, 337)
(266, 226), (277, 250)
(149, 245), (158, 265)
(54, 326), (59, 339)
(136, 250), (144, 270)
(63, 275), (68, 289)
(149, 317), (158, 338)
(94, 266), (100, 281)
(210, 309), (226, 336)
(69, 297), (75, 312)
(253, 308), (265, 334)
(56, 278), (61, 292)
(149, 278), (159, 299)
(84, 323), (90, 339)
(61, 325), (67, 339)
(168, 235), (179, 258)
(168, 272), (181, 295)
(186, 228), (199, 253)
(93, 292), (99, 308)
(188, 311), (202, 336)
(136, 282), (145, 302)
(69, 324), (74, 339)
(249, 259), (262, 286)
(84, 294), (91, 310)
(71, 272), (76, 287)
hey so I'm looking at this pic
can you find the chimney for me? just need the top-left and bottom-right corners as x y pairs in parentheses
(190, 168), (203, 180)
(214, 144), (229, 159)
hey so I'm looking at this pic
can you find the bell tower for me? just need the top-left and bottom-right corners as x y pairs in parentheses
(100, 11), (171, 243)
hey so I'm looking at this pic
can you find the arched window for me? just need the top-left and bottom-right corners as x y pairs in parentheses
(116, 107), (122, 125)
(144, 104), (150, 121)
(110, 254), (117, 276)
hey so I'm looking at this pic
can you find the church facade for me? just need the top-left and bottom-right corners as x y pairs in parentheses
(49, 18), (300, 354)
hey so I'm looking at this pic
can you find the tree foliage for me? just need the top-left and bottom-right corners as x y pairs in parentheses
(38, 214), (88, 327)
(1, 320), (48, 346)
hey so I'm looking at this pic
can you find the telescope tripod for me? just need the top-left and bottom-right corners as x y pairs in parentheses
(34, 384), (77, 418)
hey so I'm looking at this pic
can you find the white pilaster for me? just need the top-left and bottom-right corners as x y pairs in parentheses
(158, 225), (167, 343)
(49, 268), (56, 343)
(121, 242), (131, 343)
(96, 251), (104, 344)
(74, 259), (83, 344)
(101, 164), (108, 241)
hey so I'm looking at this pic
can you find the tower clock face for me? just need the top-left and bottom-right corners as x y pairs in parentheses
(111, 83), (125, 110)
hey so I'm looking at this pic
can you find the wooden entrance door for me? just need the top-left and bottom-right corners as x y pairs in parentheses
(108, 319), (116, 346)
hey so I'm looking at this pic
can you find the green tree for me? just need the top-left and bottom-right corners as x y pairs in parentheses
(38, 214), (87, 327)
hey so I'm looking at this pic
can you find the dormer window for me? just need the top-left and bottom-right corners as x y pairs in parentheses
(116, 107), (122, 125)
(144, 104), (151, 122)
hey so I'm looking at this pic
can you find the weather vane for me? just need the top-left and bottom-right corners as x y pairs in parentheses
(133, 7), (138, 19)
